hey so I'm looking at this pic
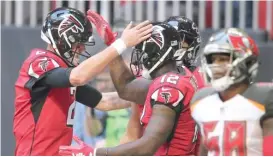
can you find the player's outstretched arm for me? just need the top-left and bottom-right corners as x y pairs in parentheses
(95, 92), (132, 111)
(109, 56), (152, 104)
(59, 105), (176, 156)
(70, 19), (152, 86)
(95, 105), (176, 156)
(120, 104), (142, 144)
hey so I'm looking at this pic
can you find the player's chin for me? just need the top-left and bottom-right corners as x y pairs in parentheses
(212, 73), (226, 80)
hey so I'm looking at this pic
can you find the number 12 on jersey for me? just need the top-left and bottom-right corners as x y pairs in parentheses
(161, 74), (179, 84)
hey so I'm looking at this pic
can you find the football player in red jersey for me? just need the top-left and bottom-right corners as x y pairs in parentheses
(13, 7), (152, 155)
(190, 28), (273, 156)
(119, 17), (204, 149)
(59, 23), (199, 156)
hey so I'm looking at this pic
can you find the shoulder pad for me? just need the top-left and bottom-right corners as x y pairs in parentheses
(28, 56), (60, 79)
(243, 83), (273, 107)
(151, 86), (184, 107)
(191, 86), (216, 104)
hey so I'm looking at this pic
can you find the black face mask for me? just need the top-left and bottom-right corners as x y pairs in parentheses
(130, 49), (144, 77)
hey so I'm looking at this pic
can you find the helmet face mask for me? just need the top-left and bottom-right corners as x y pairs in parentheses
(202, 28), (259, 91)
(130, 48), (144, 77)
(41, 7), (95, 66)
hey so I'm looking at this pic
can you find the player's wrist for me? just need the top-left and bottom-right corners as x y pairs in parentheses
(111, 38), (127, 55)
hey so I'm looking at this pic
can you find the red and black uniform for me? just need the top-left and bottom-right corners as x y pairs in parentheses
(140, 72), (199, 156)
(14, 48), (101, 155)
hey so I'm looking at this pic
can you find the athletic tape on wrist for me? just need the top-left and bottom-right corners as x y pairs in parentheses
(111, 38), (127, 55)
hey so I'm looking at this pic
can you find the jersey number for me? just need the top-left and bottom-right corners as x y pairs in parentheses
(67, 87), (76, 126)
(203, 121), (247, 156)
(161, 74), (179, 84)
(67, 101), (76, 126)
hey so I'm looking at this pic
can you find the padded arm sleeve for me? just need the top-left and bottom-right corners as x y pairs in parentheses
(76, 85), (102, 108)
(39, 68), (73, 88)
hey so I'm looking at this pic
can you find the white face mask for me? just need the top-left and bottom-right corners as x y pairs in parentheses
(141, 67), (152, 80)
(211, 75), (234, 91)
(203, 63), (234, 91)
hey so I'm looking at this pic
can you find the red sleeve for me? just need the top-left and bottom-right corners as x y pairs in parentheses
(28, 56), (60, 79)
(151, 86), (184, 108)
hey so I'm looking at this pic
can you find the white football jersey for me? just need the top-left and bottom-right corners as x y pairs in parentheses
(190, 83), (273, 156)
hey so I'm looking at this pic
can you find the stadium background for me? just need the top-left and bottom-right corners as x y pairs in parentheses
(1, 0), (273, 155)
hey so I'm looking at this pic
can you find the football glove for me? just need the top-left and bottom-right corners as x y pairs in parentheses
(87, 10), (118, 46)
(59, 136), (94, 156)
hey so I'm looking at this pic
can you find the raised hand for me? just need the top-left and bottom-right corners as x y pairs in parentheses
(121, 20), (153, 47)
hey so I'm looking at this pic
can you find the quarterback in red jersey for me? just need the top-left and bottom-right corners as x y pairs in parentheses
(14, 7), (152, 155)
(59, 23), (199, 156)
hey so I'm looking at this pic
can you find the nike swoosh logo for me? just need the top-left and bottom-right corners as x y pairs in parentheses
(36, 51), (46, 55)
(38, 57), (48, 61)
(161, 87), (171, 91)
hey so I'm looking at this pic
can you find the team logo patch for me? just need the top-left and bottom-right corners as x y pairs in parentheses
(160, 92), (171, 104)
(28, 57), (60, 79)
(38, 58), (49, 72)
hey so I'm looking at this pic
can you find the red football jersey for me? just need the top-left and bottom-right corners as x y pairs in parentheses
(140, 72), (199, 156)
(183, 66), (205, 89)
(192, 67), (205, 89)
(14, 49), (75, 155)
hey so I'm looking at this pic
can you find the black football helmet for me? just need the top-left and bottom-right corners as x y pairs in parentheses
(131, 23), (181, 79)
(202, 28), (259, 91)
(41, 7), (94, 66)
(164, 16), (201, 70)
(130, 21), (163, 77)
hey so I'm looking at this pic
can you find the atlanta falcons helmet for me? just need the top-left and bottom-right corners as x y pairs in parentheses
(131, 23), (181, 79)
(41, 7), (94, 66)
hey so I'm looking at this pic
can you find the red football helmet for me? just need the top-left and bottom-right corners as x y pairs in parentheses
(201, 28), (259, 91)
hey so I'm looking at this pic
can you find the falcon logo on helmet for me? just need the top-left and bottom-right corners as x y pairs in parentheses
(147, 26), (165, 49)
(58, 14), (85, 47)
